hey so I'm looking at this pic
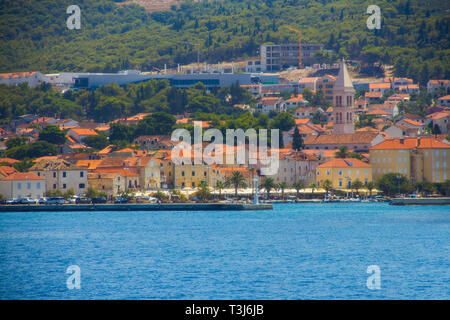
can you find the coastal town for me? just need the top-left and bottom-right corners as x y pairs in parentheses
(1, 0), (450, 303)
(0, 57), (449, 204)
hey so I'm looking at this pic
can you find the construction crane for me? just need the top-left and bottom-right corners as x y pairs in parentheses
(285, 26), (303, 69)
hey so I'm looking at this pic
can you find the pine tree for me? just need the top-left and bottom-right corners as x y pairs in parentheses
(292, 126), (304, 151)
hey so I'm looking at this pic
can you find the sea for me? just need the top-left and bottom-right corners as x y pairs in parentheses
(0, 203), (448, 299)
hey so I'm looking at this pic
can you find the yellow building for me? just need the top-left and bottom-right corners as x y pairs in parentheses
(316, 158), (372, 189)
(87, 172), (124, 197)
(370, 137), (450, 183)
(173, 163), (219, 189)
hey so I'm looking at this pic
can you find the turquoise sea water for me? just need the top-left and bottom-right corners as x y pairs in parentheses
(0, 203), (449, 299)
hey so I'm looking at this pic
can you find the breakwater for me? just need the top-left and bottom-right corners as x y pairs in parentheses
(0, 203), (273, 212)
(390, 197), (450, 205)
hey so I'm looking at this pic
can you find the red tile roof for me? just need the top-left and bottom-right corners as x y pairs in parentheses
(317, 158), (371, 168)
(370, 137), (450, 150)
(0, 172), (44, 181)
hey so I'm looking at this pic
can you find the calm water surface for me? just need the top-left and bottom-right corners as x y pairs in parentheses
(0, 203), (449, 299)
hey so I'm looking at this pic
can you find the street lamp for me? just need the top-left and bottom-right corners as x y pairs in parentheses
(345, 176), (353, 198)
(253, 177), (259, 204)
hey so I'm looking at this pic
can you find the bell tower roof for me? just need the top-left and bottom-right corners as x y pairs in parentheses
(334, 58), (354, 92)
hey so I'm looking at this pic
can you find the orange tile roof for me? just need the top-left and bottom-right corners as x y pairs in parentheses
(401, 118), (424, 126)
(365, 92), (382, 98)
(295, 118), (310, 125)
(366, 109), (392, 116)
(356, 127), (379, 132)
(304, 132), (379, 145)
(301, 149), (340, 159)
(371, 137), (450, 150)
(0, 166), (17, 177)
(0, 172), (44, 181)
(70, 128), (98, 136)
(318, 158), (371, 168)
(0, 72), (38, 79)
(285, 94), (306, 103)
(97, 145), (114, 155)
(75, 159), (102, 170)
(429, 80), (450, 85)
(426, 111), (450, 120)
(438, 95), (450, 100)
(369, 82), (391, 89)
(95, 168), (139, 177)
(0, 158), (20, 164)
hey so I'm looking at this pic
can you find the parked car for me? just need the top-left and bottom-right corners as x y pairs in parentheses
(91, 197), (107, 204)
(6, 198), (20, 205)
(68, 196), (78, 204)
(0, 198), (6, 205)
(38, 197), (48, 204)
(46, 197), (65, 205)
(76, 197), (91, 204)
(19, 197), (38, 204)
(114, 197), (129, 204)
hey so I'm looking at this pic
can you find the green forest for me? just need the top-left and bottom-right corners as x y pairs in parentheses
(0, 0), (449, 84)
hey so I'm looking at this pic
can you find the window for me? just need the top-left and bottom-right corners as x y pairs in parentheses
(339, 180), (342, 187)
(53, 172), (56, 178)
(63, 172), (67, 178)
(182, 171), (185, 177)
(80, 172), (84, 178)
(79, 183), (85, 189)
(27, 182), (31, 189)
(192, 171), (195, 176)
(37, 182), (40, 189)
(181, 182), (185, 187)
(338, 170), (343, 175)
(63, 184), (66, 189)
(192, 182), (195, 187)
(326, 170), (330, 175)
(18, 182), (21, 190)
(53, 184), (56, 189)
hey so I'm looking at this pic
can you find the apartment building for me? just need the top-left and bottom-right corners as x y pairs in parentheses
(30, 159), (88, 195)
(0, 172), (46, 199)
(316, 75), (336, 103)
(260, 43), (324, 71)
(427, 80), (450, 94)
(369, 137), (450, 183)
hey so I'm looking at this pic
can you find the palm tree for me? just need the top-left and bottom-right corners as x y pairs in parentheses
(309, 182), (317, 197)
(260, 177), (276, 199)
(335, 146), (349, 158)
(351, 179), (363, 197)
(225, 171), (247, 198)
(293, 182), (304, 199)
(196, 180), (211, 201)
(322, 179), (333, 199)
(366, 181), (375, 197)
(279, 182), (288, 200)
(215, 181), (225, 199)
